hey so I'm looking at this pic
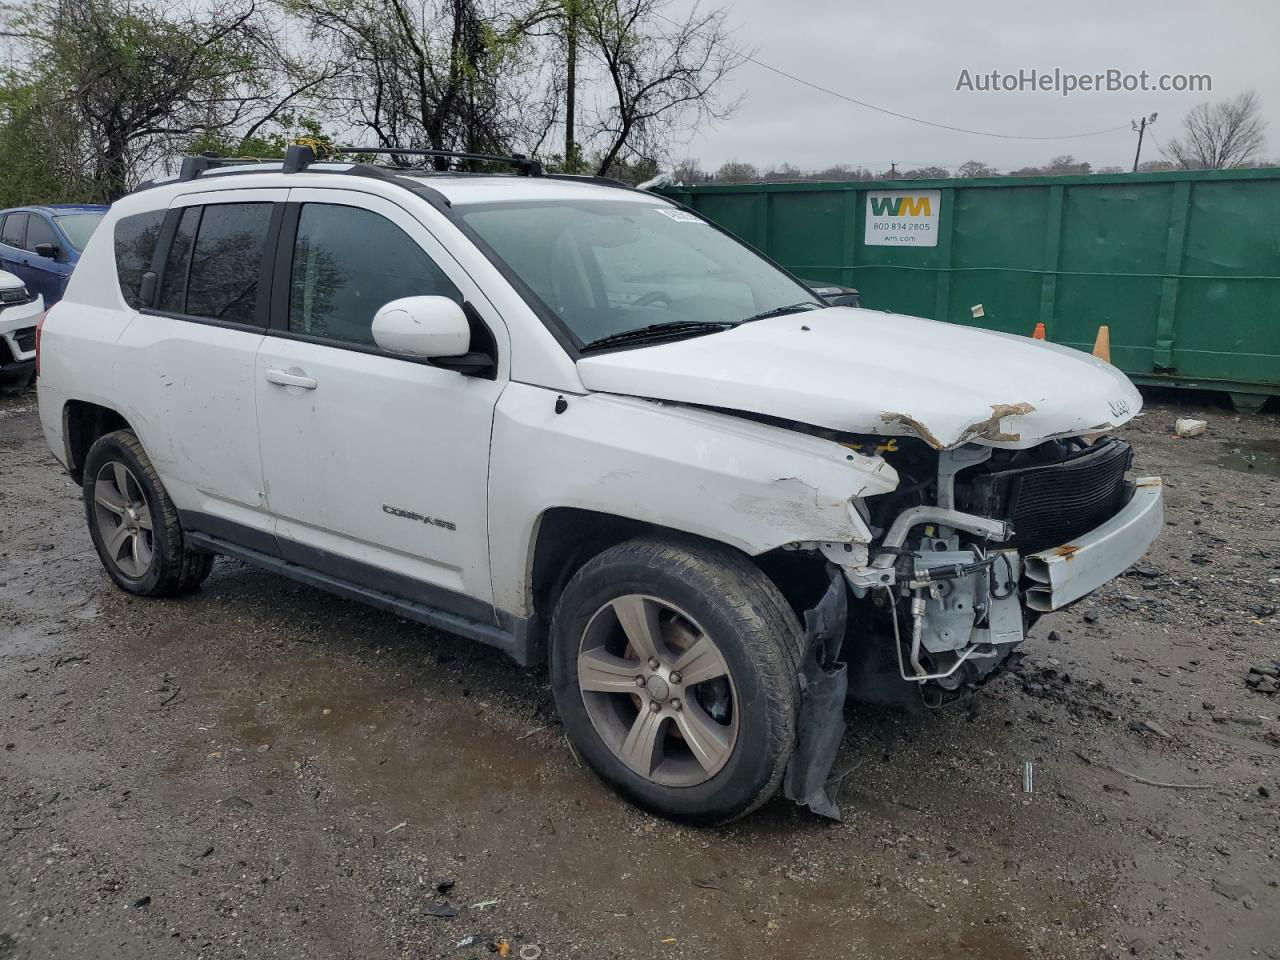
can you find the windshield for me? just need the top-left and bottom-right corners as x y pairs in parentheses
(456, 199), (818, 348)
(55, 213), (104, 251)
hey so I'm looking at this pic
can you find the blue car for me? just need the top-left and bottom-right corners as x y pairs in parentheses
(0, 204), (108, 307)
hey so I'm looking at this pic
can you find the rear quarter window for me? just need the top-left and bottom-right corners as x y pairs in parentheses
(114, 210), (166, 308)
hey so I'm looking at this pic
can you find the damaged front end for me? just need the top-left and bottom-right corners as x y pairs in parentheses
(782, 432), (1164, 818)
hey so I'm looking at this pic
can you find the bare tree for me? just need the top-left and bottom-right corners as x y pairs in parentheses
(901, 165), (950, 180)
(1162, 91), (1266, 169)
(281, 0), (556, 164)
(958, 160), (996, 178)
(713, 160), (757, 183)
(577, 0), (741, 177)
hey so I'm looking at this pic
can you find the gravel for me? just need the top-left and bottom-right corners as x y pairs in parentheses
(1, 388), (1277, 960)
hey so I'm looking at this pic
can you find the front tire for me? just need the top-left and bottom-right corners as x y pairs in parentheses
(549, 536), (805, 825)
(83, 430), (214, 596)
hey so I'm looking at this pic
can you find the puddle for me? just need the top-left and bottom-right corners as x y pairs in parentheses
(1216, 438), (1280, 476)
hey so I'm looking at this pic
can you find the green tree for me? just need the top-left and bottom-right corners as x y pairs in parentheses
(0, 79), (93, 205)
(1, 0), (329, 200)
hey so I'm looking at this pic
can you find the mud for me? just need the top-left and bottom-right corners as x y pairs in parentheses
(1, 388), (1277, 960)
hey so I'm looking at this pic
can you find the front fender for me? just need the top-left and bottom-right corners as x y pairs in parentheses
(487, 383), (898, 616)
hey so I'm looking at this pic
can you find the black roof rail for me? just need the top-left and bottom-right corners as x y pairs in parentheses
(135, 145), (649, 198)
(283, 144), (543, 177)
(542, 172), (635, 191)
(178, 152), (265, 182)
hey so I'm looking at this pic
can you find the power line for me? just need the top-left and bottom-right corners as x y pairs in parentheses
(743, 58), (1130, 141)
(653, 12), (1131, 142)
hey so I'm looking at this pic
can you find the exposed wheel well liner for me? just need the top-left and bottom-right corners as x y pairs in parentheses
(63, 401), (132, 484)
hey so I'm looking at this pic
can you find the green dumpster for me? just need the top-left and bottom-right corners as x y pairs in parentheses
(660, 168), (1280, 412)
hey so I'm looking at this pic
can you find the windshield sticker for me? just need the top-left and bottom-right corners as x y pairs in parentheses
(654, 208), (703, 223)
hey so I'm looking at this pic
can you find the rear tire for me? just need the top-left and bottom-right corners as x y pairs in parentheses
(549, 536), (804, 825)
(83, 430), (214, 596)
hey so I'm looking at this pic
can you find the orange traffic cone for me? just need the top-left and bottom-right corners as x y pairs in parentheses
(1092, 325), (1111, 363)
(1031, 322), (1046, 340)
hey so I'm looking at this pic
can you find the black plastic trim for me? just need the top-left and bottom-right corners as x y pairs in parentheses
(268, 202), (300, 331)
(147, 207), (184, 309)
(138, 308), (267, 333)
(184, 523), (532, 664)
(183, 511), (279, 556)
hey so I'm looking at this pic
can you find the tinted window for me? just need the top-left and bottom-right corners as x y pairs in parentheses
(56, 213), (104, 251)
(25, 215), (58, 252)
(114, 210), (166, 308)
(289, 204), (461, 346)
(185, 204), (272, 325)
(158, 207), (199, 314)
(1, 213), (27, 248)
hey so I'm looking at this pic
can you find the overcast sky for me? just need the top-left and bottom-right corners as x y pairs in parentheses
(671, 0), (1280, 174)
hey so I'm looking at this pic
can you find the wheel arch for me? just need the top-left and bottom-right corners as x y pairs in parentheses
(522, 506), (834, 660)
(62, 399), (133, 484)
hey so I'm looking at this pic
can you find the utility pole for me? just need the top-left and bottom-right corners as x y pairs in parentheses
(1131, 112), (1157, 172)
(565, 0), (577, 173)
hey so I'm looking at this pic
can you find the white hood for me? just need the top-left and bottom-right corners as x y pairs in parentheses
(576, 307), (1142, 450)
(0, 270), (24, 291)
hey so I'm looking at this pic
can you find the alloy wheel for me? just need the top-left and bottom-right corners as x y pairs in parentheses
(577, 594), (739, 787)
(92, 461), (154, 579)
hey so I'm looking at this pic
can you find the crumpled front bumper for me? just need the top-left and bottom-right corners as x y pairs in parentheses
(1023, 477), (1164, 612)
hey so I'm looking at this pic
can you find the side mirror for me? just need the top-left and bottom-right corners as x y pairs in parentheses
(372, 296), (471, 359)
(34, 242), (59, 260)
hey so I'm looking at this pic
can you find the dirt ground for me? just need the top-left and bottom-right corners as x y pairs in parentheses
(1, 387), (1277, 960)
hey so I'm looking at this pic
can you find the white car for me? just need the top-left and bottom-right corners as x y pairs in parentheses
(36, 147), (1163, 823)
(0, 269), (43, 393)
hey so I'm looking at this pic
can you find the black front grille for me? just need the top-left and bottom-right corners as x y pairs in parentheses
(0, 287), (31, 305)
(969, 439), (1133, 554)
(13, 327), (36, 353)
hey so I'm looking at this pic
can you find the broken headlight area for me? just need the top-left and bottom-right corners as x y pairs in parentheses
(823, 434), (1138, 709)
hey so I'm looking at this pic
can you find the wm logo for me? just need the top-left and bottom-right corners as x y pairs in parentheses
(869, 195), (932, 217)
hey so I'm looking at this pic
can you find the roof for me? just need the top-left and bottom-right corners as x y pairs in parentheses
(395, 172), (660, 206)
(134, 152), (662, 208)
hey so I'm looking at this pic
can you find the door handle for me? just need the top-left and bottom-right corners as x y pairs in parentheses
(265, 368), (318, 390)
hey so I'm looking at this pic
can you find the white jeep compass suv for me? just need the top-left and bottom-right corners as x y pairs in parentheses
(36, 146), (1163, 823)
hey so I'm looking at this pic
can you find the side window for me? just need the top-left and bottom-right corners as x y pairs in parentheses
(158, 203), (272, 324)
(288, 204), (461, 347)
(25, 215), (58, 252)
(114, 210), (166, 308)
(1, 213), (27, 248)
(158, 207), (199, 314)
(186, 203), (273, 325)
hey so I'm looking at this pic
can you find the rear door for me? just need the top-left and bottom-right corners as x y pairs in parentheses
(112, 189), (285, 550)
(254, 188), (508, 613)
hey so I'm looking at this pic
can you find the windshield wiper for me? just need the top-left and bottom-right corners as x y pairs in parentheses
(736, 301), (824, 325)
(580, 320), (734, 352)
